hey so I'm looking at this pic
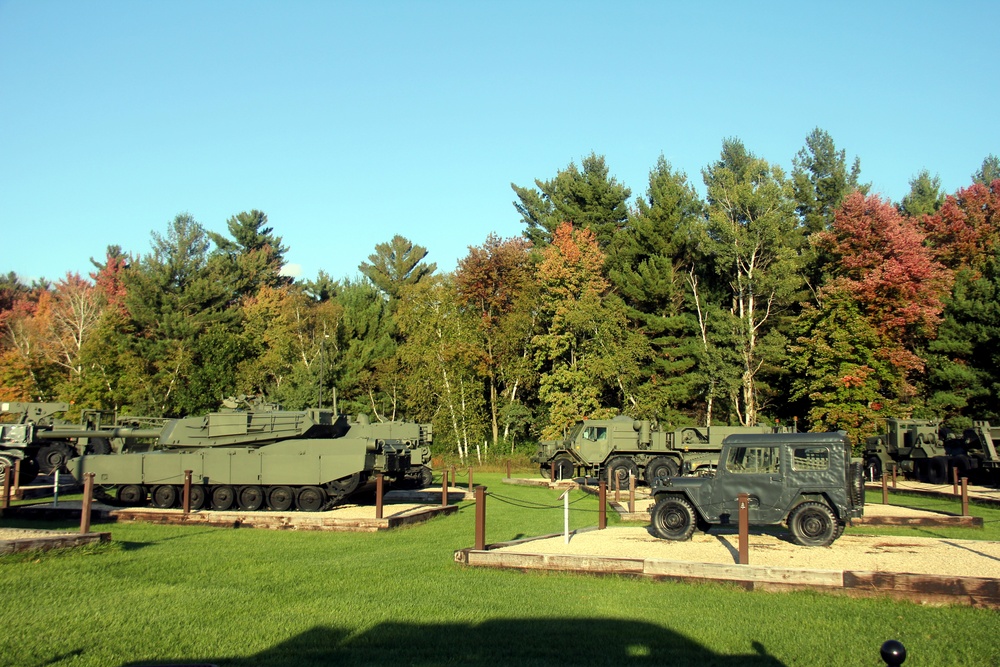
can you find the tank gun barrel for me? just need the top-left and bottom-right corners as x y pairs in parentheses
(36, 426), (163, 440)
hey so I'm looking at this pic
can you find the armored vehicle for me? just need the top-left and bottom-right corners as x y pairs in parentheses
(532, 415), (796, 487)
(0, 402), (163, 485)
(649, 432), (865, 547)
(865, 418), (1000, 484)
(70, 398), (433, 511)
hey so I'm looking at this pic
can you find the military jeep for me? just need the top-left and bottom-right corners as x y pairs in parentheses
(649, 432), (865, 547)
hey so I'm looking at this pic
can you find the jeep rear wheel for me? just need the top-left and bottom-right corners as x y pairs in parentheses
(788, 502), (837, 547)
(650, 497), (696, 541)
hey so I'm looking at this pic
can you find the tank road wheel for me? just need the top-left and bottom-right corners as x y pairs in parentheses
(650, 497), (697, 541)
(37, 444), (73, 474)
(788, 502), (838, 547)
(268, 486), (295, 512)
(117, 484), (146, 506)
(605, 457), (638, 491)
(188, 485), (206, 511)
(211, 485), (236, 511)
(296, 486), (326, 512)
(152, 484), (178, 509)
(238, 485), (265, 511)
(644, 457), (679, 486)
(552, 457), (574, 481)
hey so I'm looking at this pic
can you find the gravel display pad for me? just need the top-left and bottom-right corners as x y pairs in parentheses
(492, 527), (1000, 579)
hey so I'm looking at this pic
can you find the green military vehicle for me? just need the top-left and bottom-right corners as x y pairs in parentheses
(0, 401), (164, 484)
(865, 418), (1000, 484)
(650, 431), (865, 547)
(70, 397), (434, 512)
(532, 415), (796, 488)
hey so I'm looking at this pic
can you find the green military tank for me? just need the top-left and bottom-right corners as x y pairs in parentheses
(69, 397), (433, 512)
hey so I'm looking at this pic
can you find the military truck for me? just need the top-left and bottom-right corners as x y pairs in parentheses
(70, 398), (434, 511)
(650, 431), (865, 547)
(0, 401), (164, 485)
(864, 418), (1000, 484)
(532, 415), (796, 488)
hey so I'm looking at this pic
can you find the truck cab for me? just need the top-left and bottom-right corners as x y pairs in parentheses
(650, 432), (865, 547)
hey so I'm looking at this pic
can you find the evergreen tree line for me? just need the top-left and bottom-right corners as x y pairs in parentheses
(3, 130), (999, 458)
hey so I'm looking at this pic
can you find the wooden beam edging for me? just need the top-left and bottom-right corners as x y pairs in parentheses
(0, 532), (111, 556)
(856, 515), (983, 528)
(455, 549), (1000, 608)
(863, 484), (1000, 509)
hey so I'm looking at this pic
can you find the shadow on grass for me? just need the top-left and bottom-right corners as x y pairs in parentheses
(122, 620), (787, 667)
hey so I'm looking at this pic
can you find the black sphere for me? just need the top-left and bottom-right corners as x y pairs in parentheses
(880, 639), (907, 666)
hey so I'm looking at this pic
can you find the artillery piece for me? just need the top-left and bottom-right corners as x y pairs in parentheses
(69, 396), (434, 512)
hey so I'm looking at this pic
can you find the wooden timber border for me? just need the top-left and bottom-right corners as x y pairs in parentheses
(0, 531), (110, 556)
(455, 533), (1000, 609)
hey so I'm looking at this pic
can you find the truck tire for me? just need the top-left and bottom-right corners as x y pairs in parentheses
(552, 457), (574, 481)
(650, 497), (697, 541)
(605, 457), (638, 491)
(644, 457), (679, 486)
(0, 455), (14, 485)
(788, 502), (838, 547)
(865, 457), (882, 482)
(927, 456), (948, 485)
(849, 462), (866, 508)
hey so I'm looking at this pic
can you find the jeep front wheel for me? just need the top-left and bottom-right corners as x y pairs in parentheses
(650, 497), (696, 541)
(788, 502), (837, 547)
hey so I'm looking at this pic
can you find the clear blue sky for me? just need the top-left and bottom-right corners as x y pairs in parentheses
(2, 1), (997, 284)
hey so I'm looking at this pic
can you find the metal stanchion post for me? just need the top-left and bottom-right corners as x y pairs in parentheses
(80, 473), (95, 534)
(598, 480), (607, 530)
(738, 492), (749, 565)
(375, 473), (384, 519)
(53, 468), (61, 507)
(628, 473), (635, 514)
(183, 470), (192, 515)
(961, 477), (969, 516)
(474, 485), (486, 551)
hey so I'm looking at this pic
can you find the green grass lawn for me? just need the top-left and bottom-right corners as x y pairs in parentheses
(1, 473), (998, 666)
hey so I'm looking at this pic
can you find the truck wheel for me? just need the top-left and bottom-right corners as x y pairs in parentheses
(788, 502), (837, 547)
(927, 456), (948, 485)
(0, 455), (14, 485)
(417, 466), (434, 489)
(865, 457), (882, 482)
(849, 462), (866, 508)
(605, 457), (638, 491)
(645, 457), (679, 486)
(85, 438), (112, 456)
(16, 457), (39, 485)
(650, 497), (697, 541)
(37, 444), (73, 474)
(553, 457), (574, 481)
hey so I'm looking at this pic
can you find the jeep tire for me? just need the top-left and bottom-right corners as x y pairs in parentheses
(650, 496), (697, 541)
(788, 502), (838, 547)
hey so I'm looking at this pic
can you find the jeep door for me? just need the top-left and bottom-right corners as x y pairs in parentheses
(715, 445), (786, 523)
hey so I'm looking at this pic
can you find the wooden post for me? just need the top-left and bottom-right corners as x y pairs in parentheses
(737, 492), (749, 565)
(375, 473), (384, 519)
(628, 473), (636, 514)
(12, 458), (20, 497)
(468, 467), (474, 491)
(182, 470), (192, 515)
(953, 466), (959, 496)
(550, 461), (555, 483)
(881, 473), (889, 505)
(615, 474), (620, 503)
(474, 485), (486, 551)
(1, 460), (11, 510)
(961, 478), (969, 517)
(891, 464), (897, 489)
(80, 473), (95, 534)
(451, 465), (456, 488)
(598, 480), (607, 530)
(441, 469), (449, 507)
(506, 460), (511, 479)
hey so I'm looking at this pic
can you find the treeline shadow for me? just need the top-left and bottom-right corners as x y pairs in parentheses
(123, 618), (787, 667)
